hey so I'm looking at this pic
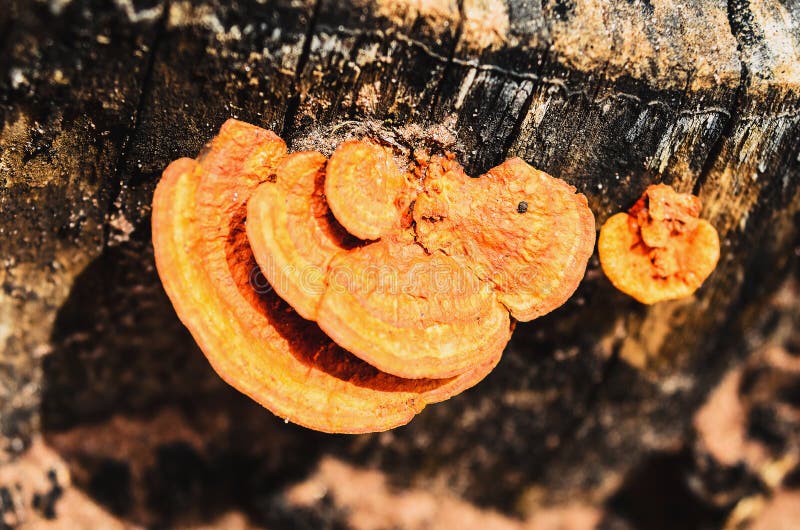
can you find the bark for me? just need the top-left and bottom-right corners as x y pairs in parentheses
(1, 0), (799, 528)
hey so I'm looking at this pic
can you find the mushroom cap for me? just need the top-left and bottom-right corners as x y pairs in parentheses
(317, 237), (513, 379)
(413, 156), (597, 321)
(246, 137), (595, 379)
(598, 184), (721, 304)
(247, 144), (511, 380)
(246, 151), (357, 320)
(152, 119), (499, 433)
(325, 140), (413, 240)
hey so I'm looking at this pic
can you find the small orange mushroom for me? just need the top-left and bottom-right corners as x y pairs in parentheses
(325, 140), (415, 240)
(152, 120), (500, 433)
(598, 184), (720, 304)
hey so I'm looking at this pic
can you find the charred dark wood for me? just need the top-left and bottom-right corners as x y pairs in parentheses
(1, 0), (799, 527)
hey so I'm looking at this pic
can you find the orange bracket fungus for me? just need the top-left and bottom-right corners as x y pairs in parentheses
(153, 119), (595, 433)
(598, 184), (720, 304)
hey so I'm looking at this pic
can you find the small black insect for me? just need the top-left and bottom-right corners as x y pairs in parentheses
(517, 201), (528, 214)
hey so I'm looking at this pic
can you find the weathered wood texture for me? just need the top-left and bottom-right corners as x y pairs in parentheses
(1, 0), (799, 527)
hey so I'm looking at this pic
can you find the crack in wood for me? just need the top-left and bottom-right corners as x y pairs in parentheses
(101, 0), (172, 249)
(502, 83), (536, 159)
(426, 0), (465, 119)
(727, 0), (774, 79)
(0, 2), (17, 79)
(0, 13), (12, 58)
(690, 0), (754, 195)
(281, 0), (323, 139)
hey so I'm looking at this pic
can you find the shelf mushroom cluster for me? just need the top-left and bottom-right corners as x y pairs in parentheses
(152, 119), (596, 433)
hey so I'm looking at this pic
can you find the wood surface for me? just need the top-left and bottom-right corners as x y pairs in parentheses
(1, 0), (799, 527)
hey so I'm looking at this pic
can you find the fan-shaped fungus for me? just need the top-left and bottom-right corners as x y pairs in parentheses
(247, 138), (594, 379)
(316, 237), (512, 379)
(598, 184), (720, 304)
(412, 156), (597, 322)
(154, 119), (596, 431)
(152, 120), (500, 433)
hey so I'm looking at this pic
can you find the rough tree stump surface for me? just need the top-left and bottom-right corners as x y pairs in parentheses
(1, 0), (799, 528)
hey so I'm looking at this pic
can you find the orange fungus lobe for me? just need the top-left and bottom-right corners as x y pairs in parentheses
(598, 184), (720, 304)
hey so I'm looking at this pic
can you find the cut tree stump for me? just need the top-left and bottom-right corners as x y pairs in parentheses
(1, 0), (799, 528)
